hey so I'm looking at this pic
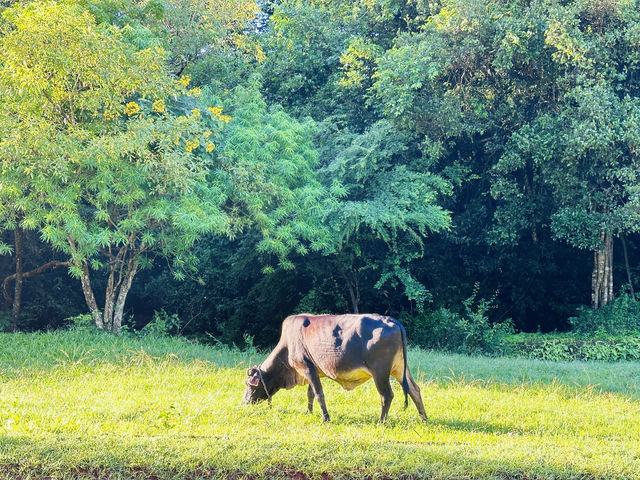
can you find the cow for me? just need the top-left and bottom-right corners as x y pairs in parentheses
(242, 313), (427, 422)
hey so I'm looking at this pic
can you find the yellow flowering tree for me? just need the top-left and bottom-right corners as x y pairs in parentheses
(0, 1), (228, 333)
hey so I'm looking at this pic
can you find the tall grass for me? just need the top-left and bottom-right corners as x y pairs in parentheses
(1, 330), (639, 479)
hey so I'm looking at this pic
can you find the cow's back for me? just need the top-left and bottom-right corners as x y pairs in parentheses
(283, 314), (404, 385)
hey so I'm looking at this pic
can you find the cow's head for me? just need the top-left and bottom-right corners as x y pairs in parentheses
(242, 366), (270, 404)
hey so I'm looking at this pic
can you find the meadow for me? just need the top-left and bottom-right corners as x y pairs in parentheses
(1, 330), (639, 480)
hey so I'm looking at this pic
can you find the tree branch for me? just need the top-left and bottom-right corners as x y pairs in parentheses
(3, 260), (71, 304)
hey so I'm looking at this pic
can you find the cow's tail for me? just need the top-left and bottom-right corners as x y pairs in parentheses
(399, 322), (410, 409)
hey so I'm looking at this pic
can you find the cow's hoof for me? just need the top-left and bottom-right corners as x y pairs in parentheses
(322, 414), (330, 422)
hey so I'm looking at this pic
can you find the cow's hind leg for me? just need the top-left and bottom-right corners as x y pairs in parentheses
(371, 368), (394, 423)
(307, 385), (314, 413)
(303, 361), (330, 421)
(392, 369), (427, 422)
(407, 374), (427, 421)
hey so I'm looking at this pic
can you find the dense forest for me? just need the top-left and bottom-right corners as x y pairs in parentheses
(1, 0), (640, 347)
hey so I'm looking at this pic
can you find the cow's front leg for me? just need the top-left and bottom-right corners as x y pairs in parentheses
(304, 361), (329, 421)
(372, 371), (394, 423)
(307, 385), (314, 413)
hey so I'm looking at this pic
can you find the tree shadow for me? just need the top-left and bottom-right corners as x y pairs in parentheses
(0, 431), (609, 480)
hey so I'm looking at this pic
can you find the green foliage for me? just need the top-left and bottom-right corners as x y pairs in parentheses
(319, 119), (452, 310)
(65, 314), (97, 332)
(0, 3), (330, 333)
(503, 333), (640, 362)
(569, 292), (640, 335)
(139, 309), (181, 337)
(0, 0), (230, 332)
(214, 80), (332, 268)
(403, 287), (514, 354)
(77, 0), (260, 75)
(5, 0), (640, 338)
(487, 1), (640, 255)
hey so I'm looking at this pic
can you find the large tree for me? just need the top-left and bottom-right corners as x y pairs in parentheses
(0, 1), (326, 333)
(490, 0), (640, 309)
(319, 120), (452, 313)
(375, 0), (640, 311)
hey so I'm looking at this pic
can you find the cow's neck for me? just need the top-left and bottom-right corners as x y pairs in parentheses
(260, 343), (300, 390)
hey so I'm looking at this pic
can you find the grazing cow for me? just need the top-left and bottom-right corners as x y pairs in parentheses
(242, 314), (427, 422)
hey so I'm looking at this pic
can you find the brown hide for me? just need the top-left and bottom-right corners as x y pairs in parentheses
(242, 314), (427, 422)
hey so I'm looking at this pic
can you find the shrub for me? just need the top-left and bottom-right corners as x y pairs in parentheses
(502, 333), (640, 361)
(569, 292), (640, 335)
(138, 309), (181, 337)
(0, 311), (12, 332)
(402, 286), (513, 355)
(65, 313), (97, 331)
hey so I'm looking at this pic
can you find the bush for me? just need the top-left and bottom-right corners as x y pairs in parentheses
(569, 292), (640, 335)
(502, 333), (640, 361)
(402, 287), (513, 355)
(65, 313), (97, 331)
(0, 311), (13, 332)
(138, 309), (181, 337)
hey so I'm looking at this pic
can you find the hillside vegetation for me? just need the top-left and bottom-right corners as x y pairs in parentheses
(1, 330), (639, 479)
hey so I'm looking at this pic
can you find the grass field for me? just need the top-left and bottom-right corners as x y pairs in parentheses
(1, 330), (639, 479)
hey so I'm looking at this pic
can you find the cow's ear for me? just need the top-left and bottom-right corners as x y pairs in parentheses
(247, 367), (253, 376)
(248, 375), (260, 387)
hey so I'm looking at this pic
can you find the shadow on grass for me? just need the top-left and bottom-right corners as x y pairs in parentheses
(267, 409), (530, 437)
(0, 432), (614, 480)
(430, 416), (528, 436)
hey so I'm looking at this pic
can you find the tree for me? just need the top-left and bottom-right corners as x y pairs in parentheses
(496, 84), (640, 309)
(376, 0), (640, 312)
(320, 120), (452, 312)
(0, 1), (228, 332)
(490, 0), (640, 309)
(0, 2), (327, 333)
(140, 0), (260, 76)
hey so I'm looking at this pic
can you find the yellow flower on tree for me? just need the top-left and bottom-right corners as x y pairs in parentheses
(152, 99), (166, 113)
(208, 106), (223, 116)
(206, 142), (215, 152)
(185, 139), (200, 153)
(124, 102), (140, 116)
(207, 106), (231, 123)
(178, 74), (191, 87)
(191, 108), (201, 118)
(103, 110), (118, 120)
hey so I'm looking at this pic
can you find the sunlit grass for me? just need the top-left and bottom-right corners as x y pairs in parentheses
(1, 330), (639, 479)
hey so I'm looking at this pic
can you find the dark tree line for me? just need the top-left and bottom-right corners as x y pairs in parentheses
(2, 0), (640, 344)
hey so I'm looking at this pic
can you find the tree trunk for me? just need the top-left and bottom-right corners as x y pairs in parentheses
(523, 172), (538, 245)
(347, 280), (360, 314)
(591, 231), (614, 309)
(80, 263), (103, 329)
(11, 227), (23, 331)
(112, 258), (138, 334)
(621, 235), (634, 298)
(103, 269), (116, 332)
(339, 257), (361, 314)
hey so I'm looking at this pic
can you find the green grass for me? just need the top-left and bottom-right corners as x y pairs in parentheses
(1, 330), (639, 479)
